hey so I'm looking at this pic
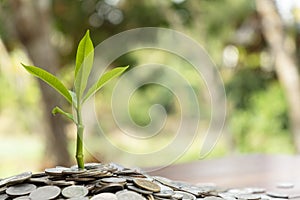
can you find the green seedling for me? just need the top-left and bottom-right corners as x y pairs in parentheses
(21, 30), (128, 169)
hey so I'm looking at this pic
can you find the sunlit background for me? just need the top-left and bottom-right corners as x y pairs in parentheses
(0, 0), (300, 177)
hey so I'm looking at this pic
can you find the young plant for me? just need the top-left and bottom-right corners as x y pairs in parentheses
(21, 30), (128, 169)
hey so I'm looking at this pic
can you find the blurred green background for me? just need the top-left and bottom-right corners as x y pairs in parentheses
(0, 0), (300, 177)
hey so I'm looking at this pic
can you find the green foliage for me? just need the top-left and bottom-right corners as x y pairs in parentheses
(229, 82), (293, 153)
(21, 30), (128, 168)
(199, 0), (255, 64)
(75, 30), (94, 101)
(227, 67), (292, 153)
(21, 64), (72, 104)
(83, 66), (129, 103)
(226, 68), (275, 109)
(52, 106), (75, 123)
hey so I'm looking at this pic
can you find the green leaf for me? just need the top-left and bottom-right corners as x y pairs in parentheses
(21, 64), (72, 104)
(74, 30), (94, 101)
(83, 66), (129, 103)
(52, 106), (75, 123)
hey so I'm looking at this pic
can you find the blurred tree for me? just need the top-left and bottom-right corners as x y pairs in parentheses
(7, 0), (71, 166)
(256, 0), (300, 152)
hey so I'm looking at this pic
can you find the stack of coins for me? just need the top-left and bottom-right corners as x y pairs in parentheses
(0, 163), (297, 200)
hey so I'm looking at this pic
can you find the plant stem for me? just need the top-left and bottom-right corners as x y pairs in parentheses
(76, 105), (84, 169)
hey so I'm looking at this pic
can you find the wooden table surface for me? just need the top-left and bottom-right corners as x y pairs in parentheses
(149, 154), (300, 191)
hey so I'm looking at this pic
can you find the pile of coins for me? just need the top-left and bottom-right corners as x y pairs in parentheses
(0, 163), (296, 200)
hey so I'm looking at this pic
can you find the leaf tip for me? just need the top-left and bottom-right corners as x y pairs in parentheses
(21, 63), (27, 68)
(84, 30), (91, 40)
(52, 107), (58, 116)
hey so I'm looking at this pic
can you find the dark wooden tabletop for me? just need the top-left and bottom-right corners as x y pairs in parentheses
(149, 154), (300, 191)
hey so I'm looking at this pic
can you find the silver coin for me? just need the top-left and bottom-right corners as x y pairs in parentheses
(90, 192), (118, 200)
(12, 196), (30, 200)
(204, 197), (224, 200)
(0, 194), (8, 200)
(45, 167), (68, 176)
(75, 169), (107, 178)
(63, 168), (86, 175)
(117, 169), (143, 176)
(197, 183), (217, 187)
(49, 180), (75, 186)
(94, 183), (124, 193)
(117, 190), (146, 200)
(228, 189), (252, 195)
(67, 197), (89, 200)
(218, 193), (237, 200)
(236, 194), (261, 200)
(127, 185), (153, 195)
(153, 177), (178, 190)
(1, 172), (32, 187)
(288, 193), (300, 199)
(29, 185), (61, 200)
(6, 183), (36, 196)
(84, 163), (103, 170)
(105, 164), (119, 173)
(66, 177), (96, 182)
(85, 183), (96, 191)
(246, 187), (266, 194)
(62, 185), (89, 198)
(30, 172), (46, 179)
(155, 182), (174, 193)
(109, 163), (125, 171)
(181, 186), (203, 196)
(94, 172), (113, 178)
(153, 176), (172, 183)
(172, 192), (183, 199)
(28, 177), (50, 184)
(276, 182), (294, 189)
(259, 194), (272, 200)
(153, 190), (174, 198)
(195, 184), (217, 193)
(0, 187), (7, 194)
(266, 191), (289, 199)
(173, 191), (196, 200)
(101, 177), (126, 184)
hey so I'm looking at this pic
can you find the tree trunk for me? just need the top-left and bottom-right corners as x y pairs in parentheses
(256, 0), (300, 152)
(9, 0), (71, 166)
